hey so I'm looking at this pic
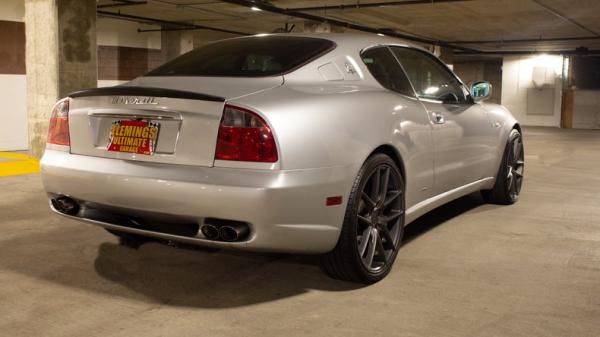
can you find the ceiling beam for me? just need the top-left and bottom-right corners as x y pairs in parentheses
(218, 0), (480, 52)
(455, 48), (600, 56)
(97, 10), (251, 36)
(287, 0), (473, 11)
(532, 0), (599, 37)
(450, 36), (600, 44)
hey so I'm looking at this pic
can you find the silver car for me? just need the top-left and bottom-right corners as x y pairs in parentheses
(41, 34), (524, 283)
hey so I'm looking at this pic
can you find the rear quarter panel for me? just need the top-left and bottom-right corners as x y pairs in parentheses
(231, 84), (435, 209)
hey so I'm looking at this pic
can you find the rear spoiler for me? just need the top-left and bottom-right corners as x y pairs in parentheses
(68, 86), (225, 102)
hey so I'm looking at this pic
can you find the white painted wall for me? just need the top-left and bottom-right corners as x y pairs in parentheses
(501, 55), (564, 127)
(0, 75), (28, 150)
(0, 0), (27, 151)
(97, 17), (161, 49)
(97, 80), (128, 87)
(0, 0), (24, 21)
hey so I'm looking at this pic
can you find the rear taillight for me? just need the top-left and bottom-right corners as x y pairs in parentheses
(215, 104), (278, 163)
(47, 98), (70, 146)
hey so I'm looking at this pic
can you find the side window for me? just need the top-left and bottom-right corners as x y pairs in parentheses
(390, 47), (468, 104)
(361, 47), (415, 97)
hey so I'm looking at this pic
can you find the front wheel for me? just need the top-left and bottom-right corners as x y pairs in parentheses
(482, 128), (525, 205)
(320, 154), (405, 284)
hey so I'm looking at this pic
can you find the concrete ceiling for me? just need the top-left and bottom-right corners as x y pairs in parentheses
(96, 0), (600, 54)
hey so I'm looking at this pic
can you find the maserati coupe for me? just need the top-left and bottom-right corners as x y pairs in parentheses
(41, 34), (524, 283)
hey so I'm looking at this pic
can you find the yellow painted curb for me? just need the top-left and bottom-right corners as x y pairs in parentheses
(0, 152), (40, 177)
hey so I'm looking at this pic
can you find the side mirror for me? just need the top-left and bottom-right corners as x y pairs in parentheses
(470, 81), (492, 102)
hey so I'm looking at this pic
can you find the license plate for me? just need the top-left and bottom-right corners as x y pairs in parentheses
(107, 119), (160, 155)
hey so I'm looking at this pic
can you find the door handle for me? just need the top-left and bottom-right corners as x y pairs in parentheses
(431, 112), (445, 124)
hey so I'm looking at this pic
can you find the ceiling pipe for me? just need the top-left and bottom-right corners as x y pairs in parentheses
(218, 0), (480, 52)
(97, 10), (251, 36)
(97, 1), (147, 9)
(138, 27), (201, 32)
(287, 0), (473, 11)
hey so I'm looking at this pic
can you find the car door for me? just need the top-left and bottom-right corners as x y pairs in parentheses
(360, 46), (435, 208)
(389, 46), (496, 195)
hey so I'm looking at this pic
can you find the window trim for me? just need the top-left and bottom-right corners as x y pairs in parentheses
(359, 45), (418, 100)
(362, 43), (474, 105)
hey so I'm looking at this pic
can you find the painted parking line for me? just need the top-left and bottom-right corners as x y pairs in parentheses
(0, 152), (40, 177)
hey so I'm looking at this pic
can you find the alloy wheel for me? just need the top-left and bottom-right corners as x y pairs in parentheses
(356, 165), (404, 273)
(507, 135), (525, 199)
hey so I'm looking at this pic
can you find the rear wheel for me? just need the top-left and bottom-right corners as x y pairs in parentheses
(482, 129), (524, 205)
(320, 154), (405, 284)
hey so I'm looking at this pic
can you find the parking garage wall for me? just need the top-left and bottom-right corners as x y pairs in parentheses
(95, 21), (240, 87)
(501, 55), (564, 127)
(570, 57), (600, 129)
(454, 60), (502, 104)
(96, 18), (162, 87)
(0, 0), (28, 151)
(572, 90), (600, 129)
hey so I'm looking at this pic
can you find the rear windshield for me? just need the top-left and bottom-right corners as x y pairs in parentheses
(146, 36), (335, 77)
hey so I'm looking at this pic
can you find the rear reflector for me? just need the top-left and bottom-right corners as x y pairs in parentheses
(326, 196), (343, 206)
(215, 104), (278, 163)
(47, 98), (71, 146)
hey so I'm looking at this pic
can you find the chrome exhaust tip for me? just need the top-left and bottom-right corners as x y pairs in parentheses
(200, 224), (220, 240)
(219, 223), (249, 242)
(51, 196), (80, 216)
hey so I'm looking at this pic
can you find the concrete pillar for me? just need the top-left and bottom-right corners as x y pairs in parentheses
(25, 0), (97, 158)
(57, 0), (97, 97)
(161, 27), (194, 63)
(25, 0), (58, 158)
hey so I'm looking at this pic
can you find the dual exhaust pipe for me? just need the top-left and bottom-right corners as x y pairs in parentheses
(200, 222), (249, 242)
(52, 196), (249, 243)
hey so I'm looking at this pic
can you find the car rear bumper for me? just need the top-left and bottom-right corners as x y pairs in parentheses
(41, 149), (357, 253)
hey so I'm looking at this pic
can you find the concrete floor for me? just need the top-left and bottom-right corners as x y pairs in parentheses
(1, 127), (599, 337)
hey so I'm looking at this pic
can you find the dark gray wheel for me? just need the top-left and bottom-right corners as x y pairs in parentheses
(320, 154), (405, 284)
(483, 129), (524, 205)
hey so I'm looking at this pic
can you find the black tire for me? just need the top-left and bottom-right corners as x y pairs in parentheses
(482, 128), (525, 205)
(105, 229), (150, 249)
(320, 154), (405, 284)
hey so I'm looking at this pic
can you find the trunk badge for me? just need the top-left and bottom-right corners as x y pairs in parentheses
(112, 96), (158, 105)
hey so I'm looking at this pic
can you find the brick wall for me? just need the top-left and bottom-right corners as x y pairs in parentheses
(0, 20), (25, 75)
(98, 45), (162, 81)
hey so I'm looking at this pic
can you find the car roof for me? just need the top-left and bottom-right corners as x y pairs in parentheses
(230, 33), (431, 53)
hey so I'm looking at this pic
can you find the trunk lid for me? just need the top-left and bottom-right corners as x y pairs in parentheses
(68, 77), (282, 167)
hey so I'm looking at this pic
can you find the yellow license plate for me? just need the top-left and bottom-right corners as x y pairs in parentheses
(107, 120), (159, 155)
